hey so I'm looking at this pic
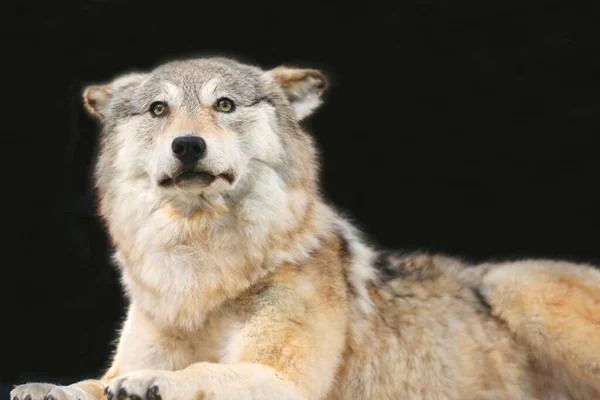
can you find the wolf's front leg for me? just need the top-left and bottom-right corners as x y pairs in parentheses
(10, 380), (105, 400)
(105, 363), (304, 400)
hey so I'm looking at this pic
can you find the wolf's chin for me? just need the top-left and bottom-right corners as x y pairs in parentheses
(160, 191), (228, 217)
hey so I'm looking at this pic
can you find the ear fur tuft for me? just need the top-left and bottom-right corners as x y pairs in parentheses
(267, 66), (328, 120)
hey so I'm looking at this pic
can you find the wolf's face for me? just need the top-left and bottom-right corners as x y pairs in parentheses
(84, 58), (326, 213)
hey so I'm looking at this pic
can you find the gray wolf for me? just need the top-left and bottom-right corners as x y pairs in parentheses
(11, 57), (600, 399)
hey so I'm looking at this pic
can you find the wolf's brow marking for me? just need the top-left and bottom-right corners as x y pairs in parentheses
(249, 96), (274, 107)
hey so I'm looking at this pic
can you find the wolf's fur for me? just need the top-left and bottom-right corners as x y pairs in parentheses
(12, 57), (600, 400)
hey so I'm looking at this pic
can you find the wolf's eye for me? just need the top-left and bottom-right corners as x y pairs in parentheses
(216, 98), (235, 113)
(150, 101), (168, 117)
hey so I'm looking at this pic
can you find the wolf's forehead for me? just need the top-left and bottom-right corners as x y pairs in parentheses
(143, 60), (263, 104)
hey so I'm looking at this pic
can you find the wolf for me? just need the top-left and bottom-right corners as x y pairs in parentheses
(11, 57), (600, 400)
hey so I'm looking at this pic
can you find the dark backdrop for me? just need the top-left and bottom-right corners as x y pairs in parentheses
(2, 0), (600, 396)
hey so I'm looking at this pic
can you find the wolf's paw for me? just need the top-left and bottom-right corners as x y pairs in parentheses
(105, 370), (176, 400)
(11, 383), (87, 400)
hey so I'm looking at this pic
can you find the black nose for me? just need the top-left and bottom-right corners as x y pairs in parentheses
(172, 136), (206, 167)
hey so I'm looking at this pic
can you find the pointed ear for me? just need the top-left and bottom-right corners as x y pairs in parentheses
(83, 73), (147, 120)
(265, 66), (328, 120)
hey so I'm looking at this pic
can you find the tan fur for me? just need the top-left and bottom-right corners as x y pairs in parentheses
(12, 58), (600, 400)
(271, 67), (328, 95)
(82, 85), (109, 119)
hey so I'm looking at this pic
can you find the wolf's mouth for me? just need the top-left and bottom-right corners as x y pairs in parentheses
(159, 171), (216, 187)
(158, 170), (236, 187)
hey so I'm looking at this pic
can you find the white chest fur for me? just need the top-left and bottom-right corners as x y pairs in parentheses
(107, 173), (333, 332)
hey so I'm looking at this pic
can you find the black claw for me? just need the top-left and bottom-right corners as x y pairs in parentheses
(104, 387), (109, 395)
(46, 396), (55, 400)
(106, 390), (114, 400)
(25, 396), (31, 400)
(147, 385), (161, 400)
(13, 397), (19, 400)
(129, 395), (142, 400)
(117, 388), (128, 400)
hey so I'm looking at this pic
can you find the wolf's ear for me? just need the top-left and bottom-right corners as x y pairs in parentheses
(265, 66), (328, 121)
(83, 73), (147, 120)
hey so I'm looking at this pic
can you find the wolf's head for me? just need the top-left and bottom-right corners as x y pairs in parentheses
(84, 58), (327, 217)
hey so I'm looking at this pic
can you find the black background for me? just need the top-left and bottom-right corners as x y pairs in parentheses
(2, 0), (600, 396)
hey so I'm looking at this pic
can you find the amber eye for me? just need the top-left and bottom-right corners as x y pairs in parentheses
(216, 98), (235, 113)
(150, 101), (168, 117)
